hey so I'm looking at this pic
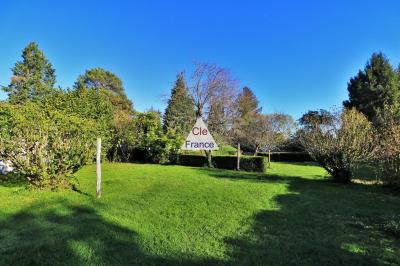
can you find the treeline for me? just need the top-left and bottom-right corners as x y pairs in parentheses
(0, 43), (295, 188)
(1, 43), (399, 189)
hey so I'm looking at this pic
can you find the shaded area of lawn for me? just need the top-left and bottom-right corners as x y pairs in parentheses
(0, 201), (222, 265)
(225, 177), (400, 265)
(0, 163), (399, 265)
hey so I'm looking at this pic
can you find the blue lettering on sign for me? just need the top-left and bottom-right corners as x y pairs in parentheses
(185, 141), (215, 149)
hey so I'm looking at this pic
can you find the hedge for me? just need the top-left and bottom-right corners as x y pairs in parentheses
(178, 154), (208, 167)
(256, 152), (313, 162)
(178, 154), (267, 172)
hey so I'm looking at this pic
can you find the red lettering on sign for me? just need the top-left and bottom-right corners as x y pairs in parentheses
(192, 127), (208, 135)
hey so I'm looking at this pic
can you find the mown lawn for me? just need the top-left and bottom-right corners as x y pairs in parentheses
(0, 162), (399, 265)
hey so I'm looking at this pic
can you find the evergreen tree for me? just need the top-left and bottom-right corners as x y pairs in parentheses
(74, 68), (133, 113)
(233, 87), (262, 151)
(235, 87), (262, 122)
(4, 42), (56, 103)
(343, 52), (400, 122)
(163, 73), (195, 135)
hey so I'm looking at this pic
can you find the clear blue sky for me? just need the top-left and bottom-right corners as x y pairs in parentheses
(1, 1), (400, 119)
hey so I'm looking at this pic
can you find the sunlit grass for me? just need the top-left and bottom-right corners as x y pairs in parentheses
(0, 162), (399, 265)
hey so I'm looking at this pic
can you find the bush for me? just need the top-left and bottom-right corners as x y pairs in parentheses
(298, 108), (376, 183)
(256, 152), (313, 162)
(178, 155), (208, 167)
(0, 102), (100, 188)
(375, 105), (400, 187)
(177, 154), (267, 172)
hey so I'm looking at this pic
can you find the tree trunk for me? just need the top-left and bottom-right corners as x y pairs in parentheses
(205, 150), (213, 168)
(253, 145), (259, 156)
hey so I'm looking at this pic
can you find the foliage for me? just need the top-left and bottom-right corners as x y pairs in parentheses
(3, 42), (56, 104)
(163, 72), (195, 135)
(212, 155), (267, 172)
(256, 152), (313, 162)
(74, 68), (135, 162)
(375, 104), (400, 187)
(298, 108), (376, 182)
(0, 102), (99, 188)
(343, 52), (400, 122)
(232, 87), (262, 150)
(177, 154), (267, 172)
(74, 68), (133, 112)
(107, 110), (136, 162)
(134, 112), (182, 163)
(178, 154), (208, 167)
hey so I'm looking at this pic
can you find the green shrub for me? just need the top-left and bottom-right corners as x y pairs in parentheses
(212, 156), (267, 172)
(256, 152), (313, 162)
(0, 102), (100, 188)
(213, 145), (237, 156)
(178, 155), (208, 167)
(177, 154), (267, 172)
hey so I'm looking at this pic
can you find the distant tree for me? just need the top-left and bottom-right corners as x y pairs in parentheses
(4, 42), (56, 103)
(343, 52), (400, 122)
(163, 73), (195, 135)
(188, 62), (236, 166)
(299, 109), (335, 129)
(241, 113), (295, 154)
(235, 87), (262, 121)
(74, 68), (133, 113)
(207, 81), (237, 144)
(232, 87), (262, 151)
(189, 62), (236, 118)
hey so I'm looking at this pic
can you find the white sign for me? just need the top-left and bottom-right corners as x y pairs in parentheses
(181, 117), (219, 150)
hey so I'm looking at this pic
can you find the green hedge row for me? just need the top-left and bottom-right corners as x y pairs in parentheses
(178, 154), (267, 172)
(256, 152), (313, 162)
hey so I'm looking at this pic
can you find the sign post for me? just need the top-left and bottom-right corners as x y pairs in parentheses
(236, 143), (240, 170)
(96, 138), (102, 198)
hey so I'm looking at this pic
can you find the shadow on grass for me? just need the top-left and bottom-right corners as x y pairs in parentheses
(0, 201), (223, 265)
(223, 176), (400, 265)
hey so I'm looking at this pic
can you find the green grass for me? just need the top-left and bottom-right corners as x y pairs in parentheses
(0, 162), (399, 265)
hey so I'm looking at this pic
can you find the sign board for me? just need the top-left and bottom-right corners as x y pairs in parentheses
(181, 117), (219, 150)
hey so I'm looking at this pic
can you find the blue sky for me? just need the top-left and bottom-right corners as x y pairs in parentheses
(1, 0), (400, 119)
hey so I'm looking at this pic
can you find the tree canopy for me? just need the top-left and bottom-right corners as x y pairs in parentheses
(163, 73), (195, 135)
(3, 42), (56, 104)
(74, 68), (133, 113)
(343, 52), (400, 122)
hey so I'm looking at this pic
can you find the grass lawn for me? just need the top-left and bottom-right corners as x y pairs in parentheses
(0, 162), (399, 265)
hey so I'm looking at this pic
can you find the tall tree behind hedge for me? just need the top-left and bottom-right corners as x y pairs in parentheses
(3, 42), (56, 103)
(163, 73), (195, 135)
(74, 68), (133, 113)
(233, 87), (262, 150)
(343, 52), (400, 122)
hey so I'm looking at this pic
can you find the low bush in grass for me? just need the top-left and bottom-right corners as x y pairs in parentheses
(256, 152), (313, 162)
(178, 154), (267, 172)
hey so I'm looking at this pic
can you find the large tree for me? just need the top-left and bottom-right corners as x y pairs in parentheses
(343, 52), (400, 122)
(189, 62), (236, 118)
(4, 42), (56, 104)
(163, 73), (195, 135)
(74, 68), (133, 113)
(232, 87), (262, 151)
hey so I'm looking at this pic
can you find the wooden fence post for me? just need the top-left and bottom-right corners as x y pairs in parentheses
(96, 138), (102, 198)
(237, 143), (240, 170)
(268, 149), (271, 168)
